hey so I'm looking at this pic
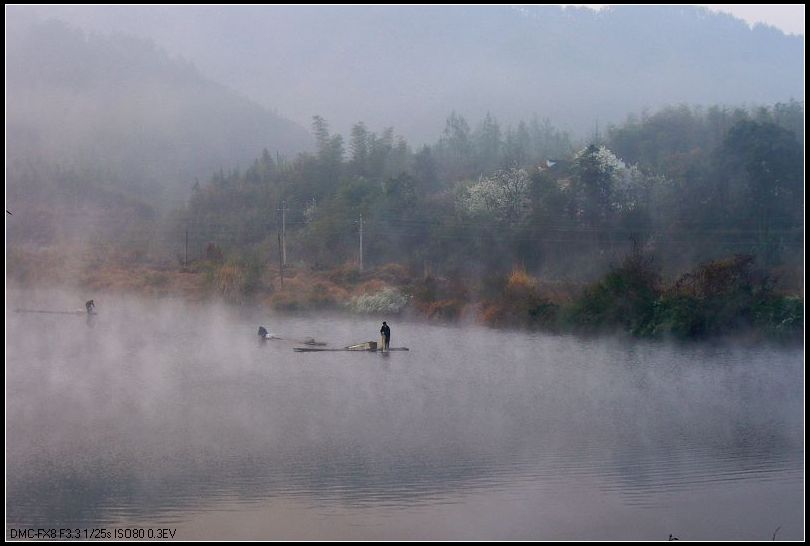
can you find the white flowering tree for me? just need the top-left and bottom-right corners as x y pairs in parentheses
(573, 144), (654, 224)
(458, 167), (531, 224)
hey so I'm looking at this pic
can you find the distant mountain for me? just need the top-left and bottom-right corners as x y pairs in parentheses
(9, 5), (803, 143)
(6, 18), (312, 207)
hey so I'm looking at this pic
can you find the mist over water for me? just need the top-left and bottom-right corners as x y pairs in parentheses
(6, 290), (804, 540)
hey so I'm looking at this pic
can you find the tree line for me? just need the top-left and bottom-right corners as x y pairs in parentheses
(181, 101), (804, 282)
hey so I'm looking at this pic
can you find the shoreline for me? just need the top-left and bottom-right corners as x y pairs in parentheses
(6, 253), (803, 345)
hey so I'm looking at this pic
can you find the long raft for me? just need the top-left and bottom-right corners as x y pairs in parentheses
(294, 341), (409, 353)
(15, 308), (97, 316)
(264, 335), (327, 346)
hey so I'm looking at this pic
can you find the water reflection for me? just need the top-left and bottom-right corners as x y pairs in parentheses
(6, 291), (804, 539)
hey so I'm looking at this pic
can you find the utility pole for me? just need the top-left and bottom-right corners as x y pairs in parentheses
(184, 229), (188, 268)
(277, 200), (288, 267)
(281, 200), (287, 267)
(358, 213), (364, 271)
(277, 232), (284, 288)
(276, 203), (285, 288)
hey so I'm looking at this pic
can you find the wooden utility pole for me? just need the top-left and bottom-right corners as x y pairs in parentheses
(281, 200), (287, 267)
(184, 229), (188, 267)
(276, 202), (285, 288)
(278, 231), (284, 288)
(358, 213), (364, 271)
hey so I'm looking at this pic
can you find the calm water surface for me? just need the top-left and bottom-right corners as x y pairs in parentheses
(6, 292), (804, 539)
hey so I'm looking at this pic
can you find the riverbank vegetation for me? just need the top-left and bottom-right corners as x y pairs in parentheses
(7, 102), (804, 341)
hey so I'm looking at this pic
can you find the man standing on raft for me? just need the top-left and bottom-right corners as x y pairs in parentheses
(380, 321), (391, 351)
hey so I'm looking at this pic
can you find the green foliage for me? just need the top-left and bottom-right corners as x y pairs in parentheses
(559, 253), (807, 340)
(711, 120), (804, 265)
(176, 105), (802, 330)
(565, 249), (661, 335)
(653, 255), (795, 339)
(560, 251), (804, 340)
(751, 296), (803, 340)
(650, 294), (705, 338)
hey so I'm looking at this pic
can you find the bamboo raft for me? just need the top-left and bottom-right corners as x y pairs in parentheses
(294, 341), (409, 353)
(264, 335), (327, 346)
(15, 308), (96, 316)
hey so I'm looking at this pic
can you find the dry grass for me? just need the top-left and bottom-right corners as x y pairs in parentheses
(7, 249), (573, 326)
(479, 266), (560, 328)
(415, 299), (467, 321)
(356, 278), (389, 294)
(214, 264), (246, 302)
(7, 244), (209, 299)
(83, 265), (207, 299)
(372, 262), (412, 284)
(504, 266), (537, 300)
(267, 269), (350, 311)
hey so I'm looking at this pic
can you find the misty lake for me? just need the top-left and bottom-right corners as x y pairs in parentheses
(6, 291), (804, 540)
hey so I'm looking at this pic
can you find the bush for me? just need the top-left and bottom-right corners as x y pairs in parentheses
(373, 263), (412, 285)
(326, 263), (362, 285)
(565, 250), (660, 334)
(143, 271), (169, 289)
(267, 276), (348, 311)
(214, 263), (246, 303)
(752, 295), (803, 340)
(480, 266), (559, 328)
(205, 254), (269, 304)
(650, 255), (803, 340)
(349, 287), (410, 314)
(656, 255), (767, 337)
(205, 242), (225, 264)
(416, 299), (466, 321)
(652, 294), (706, 337)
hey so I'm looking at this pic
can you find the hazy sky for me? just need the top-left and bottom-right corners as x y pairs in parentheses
(572, 4), (805, 35)
(706, 5), (804, 35)
(7, 4), (804, 145)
